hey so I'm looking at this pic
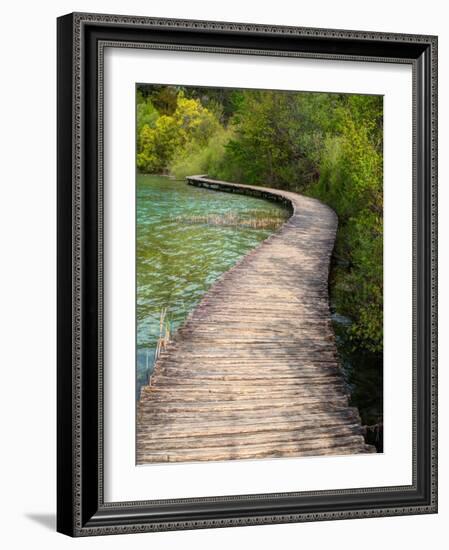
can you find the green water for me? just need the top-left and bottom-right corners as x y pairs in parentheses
(136, 175), (289, 397)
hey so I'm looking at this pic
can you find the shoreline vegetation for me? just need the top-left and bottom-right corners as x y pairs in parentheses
(136, 85), (383, 447)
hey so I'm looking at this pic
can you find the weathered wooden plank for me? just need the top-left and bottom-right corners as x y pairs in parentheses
(139, 419), (364, 439)
(149, 374), (342, 385)
(138, 427), (366, 451)
(141, 407), (362, 428)
(138, 394), (349, 411)
(142, 383), (347, 395)
(138, 446), (375, 463)
(136, 176), (375, 464)
(137, 436), (373, 463)
(142, 396), (350, 407)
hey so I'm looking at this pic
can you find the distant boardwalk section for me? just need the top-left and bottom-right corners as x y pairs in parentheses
(137, 176), (375, 463)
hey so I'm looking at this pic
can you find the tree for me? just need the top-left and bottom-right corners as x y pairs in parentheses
(137, 91), (221, 174)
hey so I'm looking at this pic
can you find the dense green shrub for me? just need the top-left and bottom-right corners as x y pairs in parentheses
(137, 92), (222, 174)
(311, 103), (383, 352)
(169, 127), (233, 180)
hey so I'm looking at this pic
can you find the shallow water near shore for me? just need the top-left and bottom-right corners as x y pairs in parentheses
(136, 174), (289, 397)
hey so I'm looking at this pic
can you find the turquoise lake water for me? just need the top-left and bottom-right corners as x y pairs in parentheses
(136, 175), (289, 397)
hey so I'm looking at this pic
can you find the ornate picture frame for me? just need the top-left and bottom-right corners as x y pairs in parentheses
(57, 12), (437, 536)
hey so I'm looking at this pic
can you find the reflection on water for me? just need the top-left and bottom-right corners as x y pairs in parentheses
(136, 175), (288, 398)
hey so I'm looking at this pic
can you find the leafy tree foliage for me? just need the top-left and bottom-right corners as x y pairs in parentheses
(136, 90), (159, 135)
(137, 92), (221, 174)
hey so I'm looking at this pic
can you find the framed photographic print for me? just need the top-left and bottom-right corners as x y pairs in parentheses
(57, 12), (438, 536)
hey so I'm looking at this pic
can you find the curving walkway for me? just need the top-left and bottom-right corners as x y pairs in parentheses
(136, 176), (375, 463)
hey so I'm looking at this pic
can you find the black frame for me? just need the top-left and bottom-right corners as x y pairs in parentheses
(57, 12), (438, 536)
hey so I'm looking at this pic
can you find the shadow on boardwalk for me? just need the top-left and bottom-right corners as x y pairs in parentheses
(137, 176), (375, 464)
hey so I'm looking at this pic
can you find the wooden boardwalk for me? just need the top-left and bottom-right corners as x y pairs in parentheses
(137, 176), (375, 464)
